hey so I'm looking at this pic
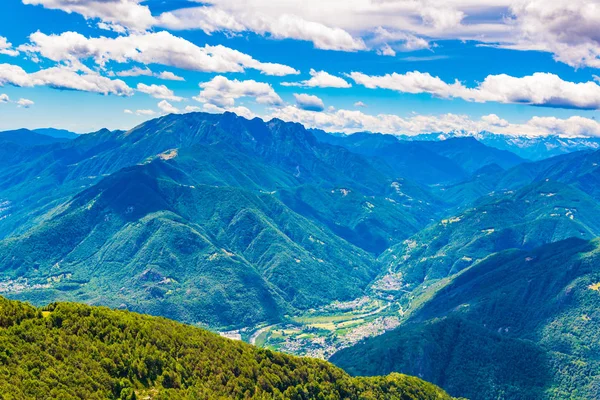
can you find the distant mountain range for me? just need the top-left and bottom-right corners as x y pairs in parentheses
(399, 130), (600, 161)
(1, 112), (600, 399)
(311, 128), (600, 161)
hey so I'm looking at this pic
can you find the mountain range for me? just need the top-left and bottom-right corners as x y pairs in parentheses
(1, 112), (600, 399)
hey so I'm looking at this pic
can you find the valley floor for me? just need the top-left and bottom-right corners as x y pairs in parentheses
(232, 269), (450, 359)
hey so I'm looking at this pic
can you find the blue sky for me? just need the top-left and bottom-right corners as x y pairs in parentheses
(0, 0), (599, 137)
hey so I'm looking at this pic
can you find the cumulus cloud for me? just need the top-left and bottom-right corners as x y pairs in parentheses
(0, 63), (133, 96)
(135, 109), (155, 116)
(124, 108), (156, 116)
(282, 69), (351, 88)
(481, 113), (509, 127)
(21, 0), (600, 68)
(20, 31), (299, 76)
(115, 67), (185, 81)
(194, 76), (283, 108)
(354, 101), (367, 108)
(184, 105), (202, 113)
(115, 66), (153, 77)
(505, 0), (600, 69)
(0, 94), (8, 103)
(268, 105), (600, 138)
(377, 45), (397, 57)
(294, 93), (325, 112)
(158, 100), (180, 114)
(17, 98), (34, 108)
(165, 1), (512, 56)
(369, 28), (431, 53)
(524, 115), (600, 137)
(349, 71), (600, 110)
(202, 103), (257, 119)
(0, 37), (19, 56)
(23, 0), (154, 31)
(137, 83), (182, 101)
(157, 71), (184, 81)
(158, 7), (366, 52)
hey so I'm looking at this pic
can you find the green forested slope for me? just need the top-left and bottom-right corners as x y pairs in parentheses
(0, 296), (455, 400)
(379, 180), (600, 290)
(0, 155), (379, 328)
(332, 238), (600, 399)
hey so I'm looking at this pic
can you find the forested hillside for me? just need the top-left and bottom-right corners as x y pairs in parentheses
(332, 238), (600, 399)
(0, 296), (455, 400)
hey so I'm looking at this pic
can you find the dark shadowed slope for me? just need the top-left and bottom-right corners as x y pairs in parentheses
(333, 238), (600, 399)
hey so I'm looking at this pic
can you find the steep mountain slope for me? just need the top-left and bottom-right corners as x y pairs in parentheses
(0, 296), (456, 399)
(0, 113), (440, 247)
(332, 238), (600, 399)
(435, 163), (507, 208)
(496, 149), (600, 201)
(0, 153), (379, 328)
(278, 182), (437, 254)
(379, 180), (600, 290)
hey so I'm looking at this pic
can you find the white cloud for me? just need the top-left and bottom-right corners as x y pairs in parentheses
(115, 67), (185, 81)
(21, 31), (299, 76)
(0, 94), (8, 103)
(135, 109), (156, 116)
(481, 113), (509, 127)
(20, 0), (600, 68)
(524, 116), (600, 137)
(202, 103), (257, 119)
(504, 0), (600, 69)
(0, 63), (134, 96)
(176, 1), (511, 55)
(158, 7), (366, 51)
(354, 101), (367, 107)
(184, 105), (202, 113)
(97, 21), (127, 34)
(294, 93), (325, 112)
(377, 44), (396, 57)
(194, 76), (283, 108)
(137, 83), (183, 102)
(23, 0), (154, 31)
(268, 105), (600, 138)
(17, 98), (34, 108)
(282, 69), (351, 88)
(0, 37), (19, 56)
(157, 71), (184, 81)
(369, 28), (431, 53)
(158, 100), (180, 114)
(116, 66), (153, 77)
(125, 108), (156, 116)
(349, 71), (600, 110)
